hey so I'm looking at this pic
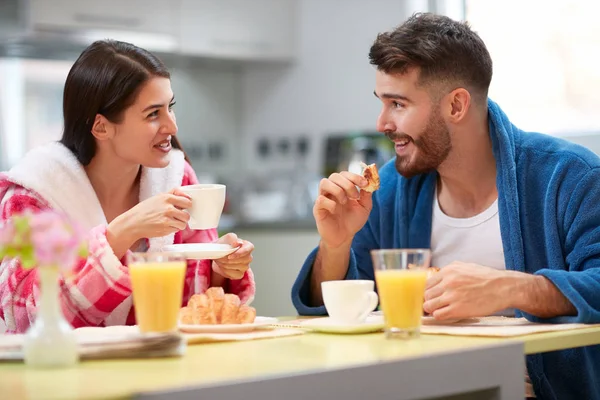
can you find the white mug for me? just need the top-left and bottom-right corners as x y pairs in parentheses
(179, 184), (226, 230)
(321, 280), (379, 324)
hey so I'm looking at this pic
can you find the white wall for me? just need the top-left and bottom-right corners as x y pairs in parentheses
(240, 0), (421, 175)
(169, 62), (243, 182)
(237, 229), (321, 317)
(562, 134), (600, 156)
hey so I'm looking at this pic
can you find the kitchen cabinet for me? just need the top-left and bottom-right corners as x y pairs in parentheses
(10, 0), (297, 62)
(179, 0), (297, 61)
(29, 0), (179, 37)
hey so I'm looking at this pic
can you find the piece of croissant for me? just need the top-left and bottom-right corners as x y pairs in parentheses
(360, 162), (380, 193)
(236, 304), (257, 324)
(190, 293), (217, 324)
(180, 292), (257, 326)
(205, 287), (225, 299)
(179, 306), (194, 325)
(221, 294), (241, 324)
(205, 287), (225, 323)
(427, 266), (441, 279)
(187, 294), (204, 309)
(422, 267), (441, 316)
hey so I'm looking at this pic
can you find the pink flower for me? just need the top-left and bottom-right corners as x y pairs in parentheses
(0, 211), (87, 271)
(0, 220), (15, 247)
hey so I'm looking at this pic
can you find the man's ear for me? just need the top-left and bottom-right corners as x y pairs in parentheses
(443, 88), (471, 124)
(91, 114), (114, 141)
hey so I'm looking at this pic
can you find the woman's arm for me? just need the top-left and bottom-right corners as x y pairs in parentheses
(178, 162), (256, 304)
(0, 186), (134, 333)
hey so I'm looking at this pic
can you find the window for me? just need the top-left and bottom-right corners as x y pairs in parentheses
(465, 0), (600, 136)
(0, 58), (70, 169)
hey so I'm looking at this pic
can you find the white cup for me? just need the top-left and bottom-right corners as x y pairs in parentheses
(321, 280), (379, 324)
(179, 184), (226, 230)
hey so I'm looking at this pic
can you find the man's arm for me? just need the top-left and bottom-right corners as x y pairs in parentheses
(423, 263), (578, 320)
(309, 240), (352, 307)
(504, 271), (577, 318)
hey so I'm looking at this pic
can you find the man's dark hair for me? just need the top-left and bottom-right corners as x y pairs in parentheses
(369, 12), (493, 102)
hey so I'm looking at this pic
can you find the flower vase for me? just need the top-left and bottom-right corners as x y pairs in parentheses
(23, 265), (79, 368)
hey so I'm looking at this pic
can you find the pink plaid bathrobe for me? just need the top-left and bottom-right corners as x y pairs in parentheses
(0, 143), (255, 333)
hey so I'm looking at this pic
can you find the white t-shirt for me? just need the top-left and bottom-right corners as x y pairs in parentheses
(430, 193), (505, 270)
(429, 192), (534, 398)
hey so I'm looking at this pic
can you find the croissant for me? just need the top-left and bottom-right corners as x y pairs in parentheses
(360, 162), (380, 193)
(221, 293), (241, 324)
(423, 267), (441, 316)
(427, 266), (440, 279)
(180, 288), (256, 325)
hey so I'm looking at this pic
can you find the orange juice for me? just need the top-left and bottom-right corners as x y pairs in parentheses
(129, 261), (186, 333)
(375, 269), (427, 330)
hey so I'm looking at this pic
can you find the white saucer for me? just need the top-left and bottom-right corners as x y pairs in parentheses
(299, 315), (385, 334)
(161, 243), (238, 260)
(178, 316), (278, 334)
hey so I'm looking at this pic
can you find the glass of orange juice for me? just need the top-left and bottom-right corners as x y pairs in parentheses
(128, 252), (186, 333)
(371, 249), (431, 339)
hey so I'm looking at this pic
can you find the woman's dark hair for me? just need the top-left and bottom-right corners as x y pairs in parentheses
(60, 39), (189, 165)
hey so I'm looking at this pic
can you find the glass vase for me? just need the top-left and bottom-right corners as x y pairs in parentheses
(23, 265), (79, 368)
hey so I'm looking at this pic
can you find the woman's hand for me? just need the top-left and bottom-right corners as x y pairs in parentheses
(107, 189), (192, 258)
(212, 233), (254, 280)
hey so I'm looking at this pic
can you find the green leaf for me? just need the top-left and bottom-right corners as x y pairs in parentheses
(21, 256), (36, 269)
(13, 216), (29, 234)
(19, 245), (35, 269)
(5, 248), (19, 258)
(78, 242), (88, 258)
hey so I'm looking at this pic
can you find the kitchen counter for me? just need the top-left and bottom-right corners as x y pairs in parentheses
(0, 332), (523, 400)
(3, 324), (600, 400)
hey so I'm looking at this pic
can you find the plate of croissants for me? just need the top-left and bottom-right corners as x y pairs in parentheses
(178, 287), (277, 334)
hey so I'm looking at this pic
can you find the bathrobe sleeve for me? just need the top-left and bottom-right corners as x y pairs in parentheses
(523, 168), (600, 324)
(291, 215), (380, 316)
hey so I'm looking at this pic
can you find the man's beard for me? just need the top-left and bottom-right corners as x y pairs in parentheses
(389, 110), (452, 178)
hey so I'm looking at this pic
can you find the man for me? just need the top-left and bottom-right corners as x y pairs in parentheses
(291, 13), (600, 400)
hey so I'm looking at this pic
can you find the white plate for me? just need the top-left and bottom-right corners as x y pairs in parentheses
(161, 243), (238, 260)
(178, 316), (278, 334)
(421, 316), (476, 325)
(371, 311), (466, 325)
(299, 315), (385, 334)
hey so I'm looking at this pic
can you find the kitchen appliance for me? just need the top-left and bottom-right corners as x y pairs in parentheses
(238, 136), (317, 223)
(323, 131), (394, 177)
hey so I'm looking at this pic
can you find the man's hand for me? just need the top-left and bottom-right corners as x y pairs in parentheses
(423, 261), (511, 320)
(314, 171), (372, 249)
(423, 261), (577, 320)
(308, 171), (372, 306)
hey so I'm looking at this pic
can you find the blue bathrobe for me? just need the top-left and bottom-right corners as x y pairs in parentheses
(291, 100), (600, 399)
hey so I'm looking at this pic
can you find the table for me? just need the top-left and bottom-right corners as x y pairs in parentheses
(0, 324), (599, 400)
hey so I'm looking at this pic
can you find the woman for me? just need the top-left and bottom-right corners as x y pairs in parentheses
(0, 40), (255, 333)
